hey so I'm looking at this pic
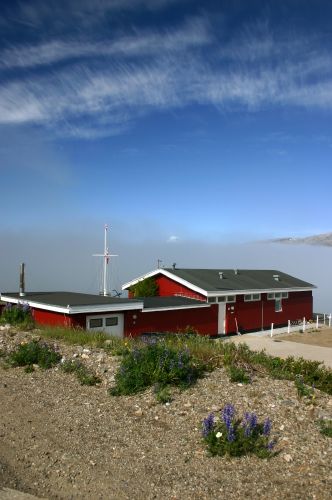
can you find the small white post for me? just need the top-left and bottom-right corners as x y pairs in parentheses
(316, 315), (319, 329)
(303, 317), (306, 333)
(324, 313), (326, 325)
(270, 323), (274, 337)
(329, 314), (332, 327)
(287, 320), (291, 334)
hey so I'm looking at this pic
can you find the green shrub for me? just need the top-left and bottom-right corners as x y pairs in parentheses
(110, 341), (205, 396)
(8, 340), (61, 369)
(129, 277), (159, 298)
(202, 404), (276, 458)
(61, 359), (101, 386)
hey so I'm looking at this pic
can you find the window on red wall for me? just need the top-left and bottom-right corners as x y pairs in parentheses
(275, 299), (282, 312)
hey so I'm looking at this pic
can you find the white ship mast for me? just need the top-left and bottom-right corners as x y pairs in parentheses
(93, 224), (118, 296)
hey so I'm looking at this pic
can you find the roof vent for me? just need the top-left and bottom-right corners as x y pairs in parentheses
(273, 274), (280, 281)
(219, 271), (224, 279)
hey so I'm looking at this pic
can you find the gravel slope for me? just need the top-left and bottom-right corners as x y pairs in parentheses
(0, 329), (331, 499)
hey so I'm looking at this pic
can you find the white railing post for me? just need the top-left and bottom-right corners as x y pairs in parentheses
(270, 323), (274, 337)
(316, 315), (319, 329)
(329, 314), (332, 328)
(324, 313), (326, 325)
(303, 317), (306, 333)
(288, 320), (290, 334)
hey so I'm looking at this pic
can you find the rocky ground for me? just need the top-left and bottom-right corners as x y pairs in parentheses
(0, 328), (331, 500)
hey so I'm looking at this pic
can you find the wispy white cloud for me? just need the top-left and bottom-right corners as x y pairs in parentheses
(1, 18), (211, 70)
(1, 9), (332, 139)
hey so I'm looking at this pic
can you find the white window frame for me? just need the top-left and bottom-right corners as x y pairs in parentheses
(244, 293), (261, 302)
(268, 292), (288, 300)
(209, 295), (235, 303)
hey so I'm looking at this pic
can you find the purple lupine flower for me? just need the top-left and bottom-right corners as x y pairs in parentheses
(202, 413), (215, 437)
(227, 423), (235, 442)
(267, 439), (276, 451)
(222, 404), (235, 429)
(242, 412), (258, 437)
(263, 417), (272, 436)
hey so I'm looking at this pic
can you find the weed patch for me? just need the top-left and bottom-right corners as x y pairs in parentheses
(227, 364), (251, 384)
(61, 359), (101, 386)
(295, 375), (315, 402)
(8, 340), (61, 369)
(318, 419), (332, 438)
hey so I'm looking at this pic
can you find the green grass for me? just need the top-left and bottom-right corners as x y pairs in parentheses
(38, 326), (109, 347)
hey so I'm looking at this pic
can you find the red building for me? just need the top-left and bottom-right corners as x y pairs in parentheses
(123, 267), (315, 334)
(0, 268), (315, 337)
(0, 292), (216, 337)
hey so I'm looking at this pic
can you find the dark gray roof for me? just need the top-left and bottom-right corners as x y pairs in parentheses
(142, 296), (207, 309)
(163, 268), (315, 292)
(1, 292), (141, 308)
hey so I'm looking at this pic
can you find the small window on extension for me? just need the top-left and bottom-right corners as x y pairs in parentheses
(89, 318), (103, 328)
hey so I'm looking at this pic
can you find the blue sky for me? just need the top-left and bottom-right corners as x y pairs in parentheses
(1, 0), (332, 307)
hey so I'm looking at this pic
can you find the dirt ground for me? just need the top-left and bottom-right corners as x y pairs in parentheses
(278, 328), (332, 348)
(1, 329), (332, 500)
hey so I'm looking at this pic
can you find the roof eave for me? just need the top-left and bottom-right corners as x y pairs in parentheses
(0, 295), (144, 314)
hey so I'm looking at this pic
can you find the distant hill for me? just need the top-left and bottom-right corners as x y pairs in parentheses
(269, 232), (332, 247)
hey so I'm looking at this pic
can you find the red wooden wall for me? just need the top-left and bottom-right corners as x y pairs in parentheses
(124, 304), (218, 337)
(225, 291), (313, 333)
(32, 308), (75, 327)
(155, 275), (206, 300)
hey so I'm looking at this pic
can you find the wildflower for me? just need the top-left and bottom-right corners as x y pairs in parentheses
(222, 404), (235, 430)
(202, 413), (215, 437)
(216, 431), (223, 439)
(267, 439), (276, 451)
(227, 424), (235, 442)
(242, 411), (258, 437)
(263, 417), (272, 436)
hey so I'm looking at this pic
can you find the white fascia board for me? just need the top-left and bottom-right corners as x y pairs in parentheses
(122, 269), (208, 297)
(206, 287), (314, 297)
(142, 304), (211, 313)
(0, 295), (143, 315)
(122, 269), (161, 290)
